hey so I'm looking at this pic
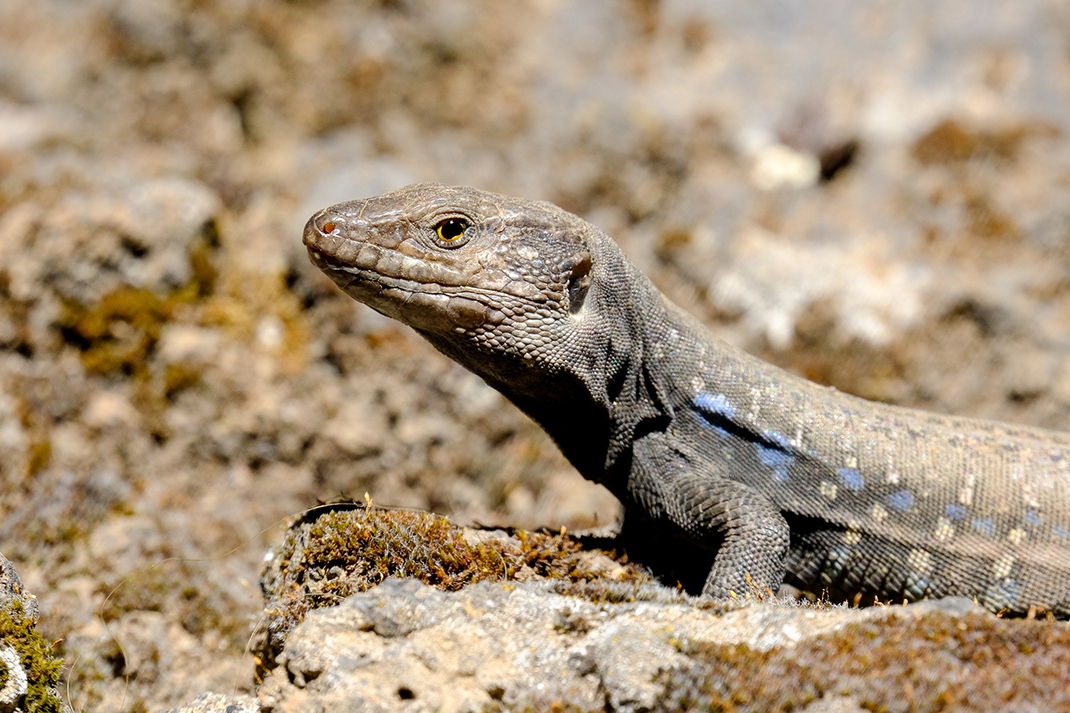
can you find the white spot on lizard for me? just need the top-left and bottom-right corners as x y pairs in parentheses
(993, 554), (1015, 579)
(870, 502), (888, 522)
(934, 517), (955, 542)
(748, 387), (762, 421)
(1021, 482), (1040, 509)
(1007, 528), (1025, 545)
(820, 481), (837, 499)
(907, 549), (933, 575)
(885, 460), (900, 485)
(959, 474), (976, 507)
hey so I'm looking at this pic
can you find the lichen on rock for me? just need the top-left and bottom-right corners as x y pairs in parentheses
(0, 554), (62, 713)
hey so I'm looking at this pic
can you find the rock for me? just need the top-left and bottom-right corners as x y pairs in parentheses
(0, 552), (38, 624)
(254, 574), (1062, 713)
(0, 177), (220, 304)
(0, 641), (29, 713)
(165, 692), (260, 713)
(253, 505), (661, 673)
(5, 1), (1070, 710)
(240, 509), (1070, 712)
(0, 553), (64, 713)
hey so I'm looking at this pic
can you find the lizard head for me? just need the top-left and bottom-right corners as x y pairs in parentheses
(305, 182), (668, 476)
(303, 183), (599, 385)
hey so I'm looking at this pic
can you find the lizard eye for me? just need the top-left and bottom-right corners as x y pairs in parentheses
(434, 217), (470, 246)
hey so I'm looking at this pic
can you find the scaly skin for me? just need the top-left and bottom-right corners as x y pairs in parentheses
(304, 183), (1070, 615)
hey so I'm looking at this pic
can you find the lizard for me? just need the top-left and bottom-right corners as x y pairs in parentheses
(303, 182), (1070, 616)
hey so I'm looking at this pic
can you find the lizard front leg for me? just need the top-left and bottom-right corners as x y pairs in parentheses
(629, 434), (790, 599)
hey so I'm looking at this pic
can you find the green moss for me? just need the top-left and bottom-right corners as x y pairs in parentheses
(302, 509), (514, 592)
(58, 285), (177, 377)
(0, 602), (63, 713)
(187, 230), (219, 297)
(911, 119), (1048, 166)
(56, 232), (220, 380)
(24, 440), (51, 478)
(913, 119), (981, 164)
(656, 610), (1070, 712)
(305, 507), (645, 591)
(261, 505), (655, 660)
(286, 508), (624, 619)
(163, 363), (202, 400)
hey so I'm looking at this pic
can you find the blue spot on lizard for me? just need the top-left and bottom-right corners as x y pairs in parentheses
(694, 392), (735, 419)
(984, 578), (1023, 610)
(692, 392), (734, 438)
(693, 392), (798, 481)
(886, 490), (914, 512)
(944, 503), (968, 521)
(837, 467), (865, 492)
(760, 429), (792, 450)
(755, 443), (793, 483)
(904, 573), (931, 600)
(1023, 508), (1042, 526)
(972, 517), (996, 537)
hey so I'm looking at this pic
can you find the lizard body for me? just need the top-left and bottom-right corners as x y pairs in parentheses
(304, 183), (1070, 615)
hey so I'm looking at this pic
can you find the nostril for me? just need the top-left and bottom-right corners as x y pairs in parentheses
(311, 210), (342, 235)
(303, 212), (344, 250)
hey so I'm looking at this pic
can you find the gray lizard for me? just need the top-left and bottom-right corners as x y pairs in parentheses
(303, 183), (1070, 616)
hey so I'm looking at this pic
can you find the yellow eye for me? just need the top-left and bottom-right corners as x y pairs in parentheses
(435, 218), (469, 242)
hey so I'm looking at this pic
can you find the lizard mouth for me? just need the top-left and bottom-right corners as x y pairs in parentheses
(304, 241), (504, 334)
(304, 243), (443, 298)
(303, 211), (420, 294)
(304, 243), (376, 289)
(305, 244), (348, 272)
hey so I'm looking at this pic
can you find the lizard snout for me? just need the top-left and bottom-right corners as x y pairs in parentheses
(303, 209), (344, 248)
(302, 209), (368, 271)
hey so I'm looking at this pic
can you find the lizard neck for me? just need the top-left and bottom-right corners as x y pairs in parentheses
(420, 326), (615, 478)
(417, 233), (667, 483)
(423, 232), (684, 484)
(517, 235), (678, 483)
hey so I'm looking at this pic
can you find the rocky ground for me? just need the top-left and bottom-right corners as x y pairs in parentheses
(1, 0), (1070, 710)
(243, 507), (1070, 712)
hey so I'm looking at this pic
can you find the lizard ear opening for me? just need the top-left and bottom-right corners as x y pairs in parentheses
(566, 252), (592, 315)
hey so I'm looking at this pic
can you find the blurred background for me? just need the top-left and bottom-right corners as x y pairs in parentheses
(1, 0), (1070, 708)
